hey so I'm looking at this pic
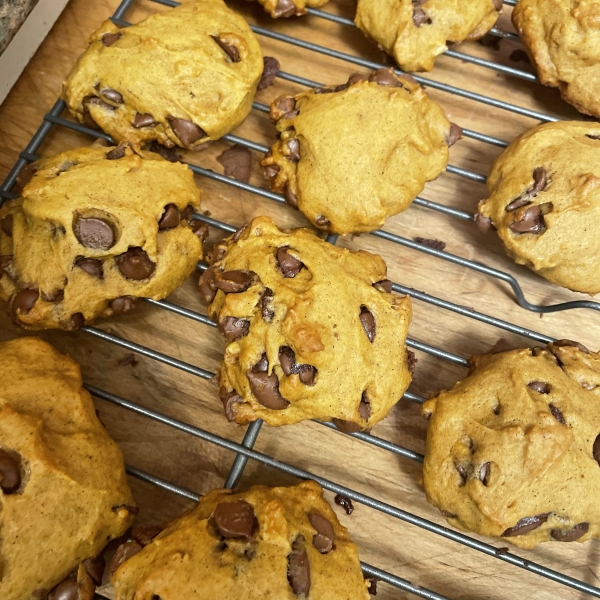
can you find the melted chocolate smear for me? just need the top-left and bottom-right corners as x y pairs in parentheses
(217, 144), (252, 183)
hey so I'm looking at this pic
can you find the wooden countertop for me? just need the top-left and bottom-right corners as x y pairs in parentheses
(1, 1), (599, 598)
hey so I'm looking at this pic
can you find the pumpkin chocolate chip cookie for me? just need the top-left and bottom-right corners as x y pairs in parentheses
(0, 145), (203, 330)
(513, 0), (600, 118)
(0, 337), (135, 600)
(254, 0), (330, 18)
(63, 0), (263, 150)
(478, 121), (600, 294)
(198, 216), (412, 430)
(262, 69), (457, 235)
(111, 481), (370, 600)
(422, 341), (600, 549)
(355, 0), (502, 72)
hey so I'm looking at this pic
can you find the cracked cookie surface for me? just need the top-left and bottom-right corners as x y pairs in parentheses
(422, 342), (600, 549)
(355, 0), (501, 72)
(478, 121), (600, 294)
(111, 480), (369, 600)
(63, 0), (263, 150)
(199, 216), (412, 429)
(0, 145), (203, 330)
(0, 337), (135, 600)
(513, 0), (600, 118)
(262, 69), (455, 235)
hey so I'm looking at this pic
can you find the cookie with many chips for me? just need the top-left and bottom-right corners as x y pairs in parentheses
(355, 0), (502, 72)
(111, 481), (370, 600)
(0, 337), (135, 600)
(63, 0), (263, 150)
(422, 341), (600, 549)
(262, 69), (457, 235)
(0, 145), (203, 330)
(198, 216), (413, 429)
(478, 121), (600, 294)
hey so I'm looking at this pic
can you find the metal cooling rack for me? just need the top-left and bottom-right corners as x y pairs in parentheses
(1, 0), (600, 597)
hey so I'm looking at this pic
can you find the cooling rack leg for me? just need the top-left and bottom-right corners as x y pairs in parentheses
(223, 419), (264, 489)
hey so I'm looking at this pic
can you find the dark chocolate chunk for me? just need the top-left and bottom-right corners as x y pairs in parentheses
(367, 578), (378, 596)
(75, 257), (104, 278)
(246, 370), (289, 409)
(502, 514), (549, 537)
(191, 220), (209, 241)
(70, 312), (85, 330)
(276, 247), (304, 277)
(258, 56), (280, 91)
(158, 204), (181, 230)
(106, 143), (130, 160)
(168, 117), (207, 146)
(102, 32), (121, 46)
(11, 289), (39, 318)
(73, 216), (116, 250)
(212, 35), (240, 62)
(252, 353), (269, 373)
(373, 279), (393, 293)
(219, 316), (250, 342)
(278, 346), (317, 385)
(215, 270), (256, 293)
(115, 247), (156, 280)
(527, 381), (551, 394)
(213, 500), (257, 538)
(219, 388), (243, 421)
(217, 144), (252, 183)
(133, 112), (157, 128)
(110, 541), (143, 574)
(110, 296), (136, 314)
(309, 513), (335, 553)
(14, 162), (37, 193)
(550, 522), (589, 542)
(0, 449), (21, 493)
(101, 87), (123, 104)
(287, 535), (311, 596)
(334, 494), (354, 515)
(359, 306), (376, 342)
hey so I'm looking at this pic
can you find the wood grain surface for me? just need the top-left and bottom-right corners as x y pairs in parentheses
(1, 0), (599, 598)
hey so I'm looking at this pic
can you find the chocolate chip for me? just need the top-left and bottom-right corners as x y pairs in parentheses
(220, 388), (243, 421)
(456, 463), (469, 486)
(14, 163), (37, 193)
(217, 144), (252, 183)
(285, 185), (299, 209)
(287, 535), (311, 596)
(252, 353), (269, 373)
(84, 95), (116, 112)
(168, 117), (206, 146)
(502, 513), (549, 537)
(11, 289), (38, 318)
(278, 346), (317, 385)
(334, 494), (354, 515)
(212, 35), (240, 62)
(367, 578), (378, 596)
(359, 306), (376, 342)
(273, 0), (297, 17)
(264, 163), (280, 180)
(181, 205), (195, 222)
(271, 96), (298, 122)
(102, 32), (121, 46)
(309, 513), (335, 553)
(276, 247), (304, 278)
(373, 279), (392, 293)
(110, 541), (143, 574)
(368, 68), (400, 87)
(100, 87), (123, 104)
(73, 216), (116, 250)
(215, 270), (255, 293)
(149, 140), (182, 162)
(593, 434), (600, 467)
(115, 247), (156, 280)
(132, 112), (156, 128)
(315, 215), (332, 229)
(0, 449), (21, 493)
(527, 381), (551, 394)
(474, 213), (496, 233)
(550, 522), (589, 542)
(75, 257), (104, 278)
(506, 167), (548, 212)
(447, 123), (463, 147)
(110, 296), (135, 314)
(106, 143), (130, 160)
(131, 525), (163, 546)
(213, 500), (257, 538)
(219, 316), (250, 342)
(479, 462), (490, 486)
(441, 510), (457, 519)
(509, 49), (530, 63)
(70, 312), (85, 330)
(286, 138), (300, 162)
(413, 6), (431, 26)
(509, 205), (546, 234)
(42, 289), (64, 303)
(47, 575), (78, 600)
(547, 404), (565, 425)
(191, 220), (209, 241)
(246, 370), (289, 409)
(199, 266), (219, 303)
(261, 287), (275, 321)
(1, 214), (13, 236)
(358, 392), (371, 422)
(553, 339), (589, 353)
(414, 237), (446, 251)
(298, 365), (317, 386)
(83, 556), (106, 585)
(331, 418), (362, 433)
(493, 0), (503, 10)
(0, 255), (13, 277)
(232, 224), (247, 242)
(407, 350), (417, 373)
(158, 204), (181, 230)
(258, 56), (280, 91)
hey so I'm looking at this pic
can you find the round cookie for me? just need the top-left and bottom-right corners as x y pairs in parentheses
(355, 0), (501, 73)
(254, 0), (330, 18)
(513, 0), (600, 118)
(198, 216), (413, 430)
(111, 480), (370, 600)
(422, 341), (600, 549)
(0, 145), (203, 330)
(63, 0), (263, 150)
(477, 121), (600, 294)
(261, 69), (456, 235)
(0, 337), (135, 599)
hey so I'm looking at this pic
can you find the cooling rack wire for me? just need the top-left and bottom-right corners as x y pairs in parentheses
(1, 0), (599, 597)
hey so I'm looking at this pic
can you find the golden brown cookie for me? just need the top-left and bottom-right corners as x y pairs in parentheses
(355, 0), (501, 72)
(63, 0), (263, 150)
(477, 121), (600, 294)
(198, 216), (413, 430)
(0, 145), (203, 330)
(422, 341), (600, 549)
(253, 0), (330, 18)
(111, 480), (370, 600)
(0, 337), (135, 599)
(513, 0), (600, 118)
(261, 69), (456, 235)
